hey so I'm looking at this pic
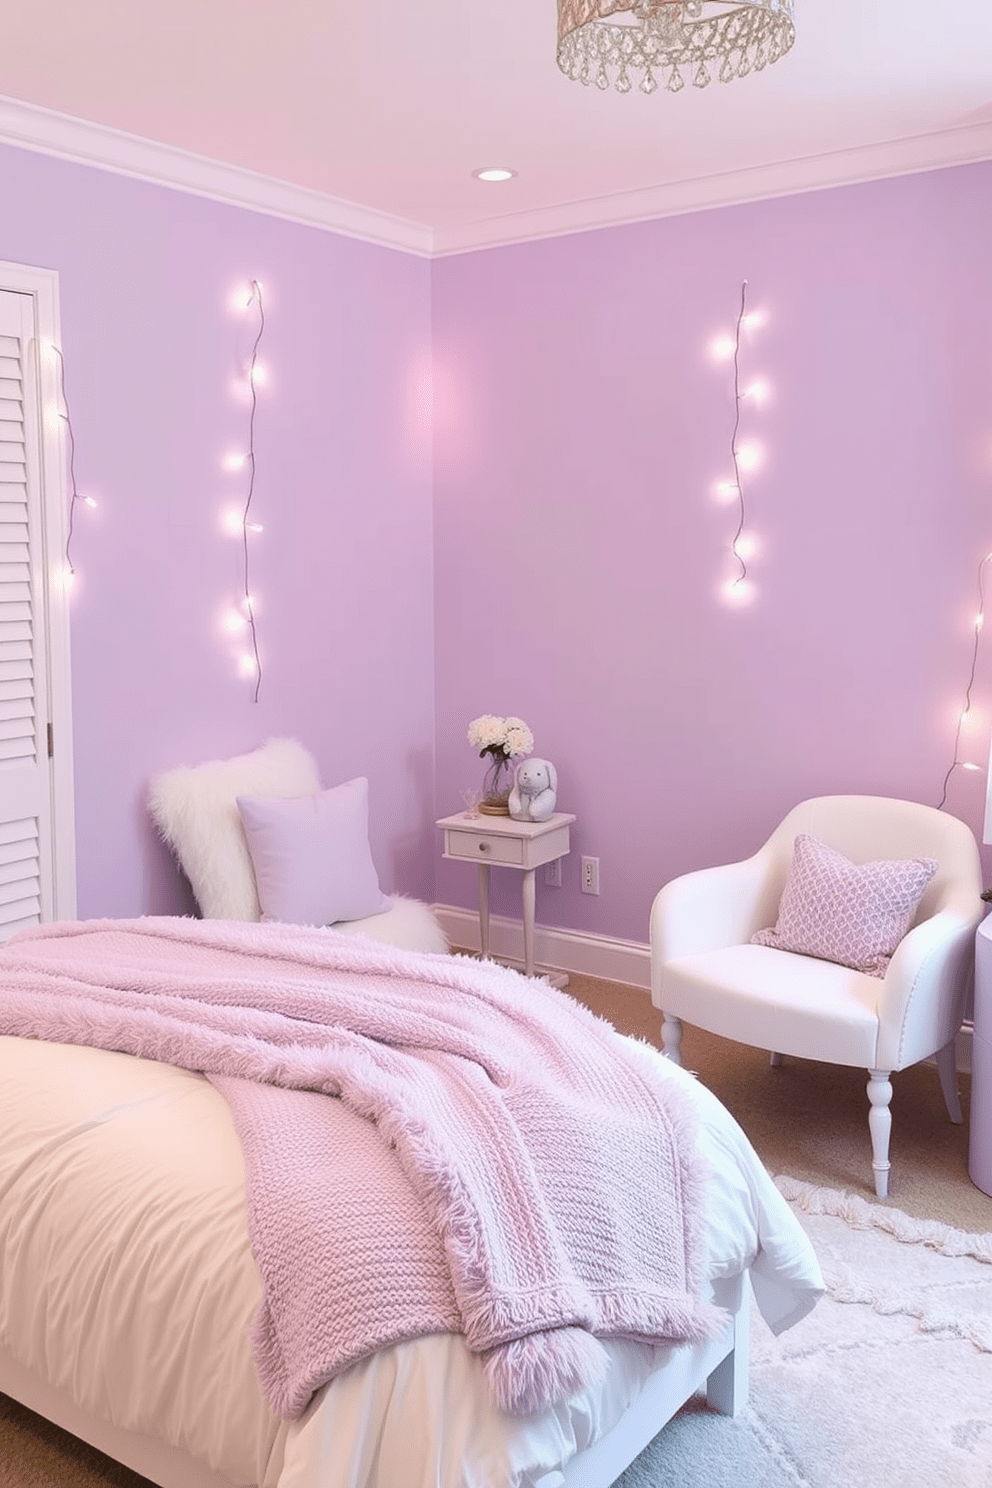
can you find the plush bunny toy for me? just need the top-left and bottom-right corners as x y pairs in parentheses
(508, 758), (558, 823)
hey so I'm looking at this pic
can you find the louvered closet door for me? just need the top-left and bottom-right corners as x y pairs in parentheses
(0, 289), (58, 937)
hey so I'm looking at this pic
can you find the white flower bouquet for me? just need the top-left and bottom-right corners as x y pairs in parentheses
(467, 714), (534, 814)
(467, 714), (535, 762)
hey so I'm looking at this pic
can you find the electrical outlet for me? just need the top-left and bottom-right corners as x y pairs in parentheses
(544, 858), (562, 888)
(581, 856), (600, 895)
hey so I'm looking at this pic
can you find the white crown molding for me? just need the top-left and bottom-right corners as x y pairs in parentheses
(431, 120), (992, 257)
(1, 94), (989, 262)
(433, 903), (651, 990)
(0, 93), (433, 257)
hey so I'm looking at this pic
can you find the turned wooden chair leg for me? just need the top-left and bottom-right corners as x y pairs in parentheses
(661, 1014), (684, 1066)
(867, 1069), (893, 1198)
(935, 1040), (963, 1124)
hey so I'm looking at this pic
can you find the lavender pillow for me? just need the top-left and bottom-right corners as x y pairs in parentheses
(236, 778), (390, 928)
(751, 833), (937, 978)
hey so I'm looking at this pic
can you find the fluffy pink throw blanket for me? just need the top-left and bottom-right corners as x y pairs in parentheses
(0, 917), (720, 1416)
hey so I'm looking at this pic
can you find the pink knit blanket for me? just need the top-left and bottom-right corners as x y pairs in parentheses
(0, 917), (720, 1417)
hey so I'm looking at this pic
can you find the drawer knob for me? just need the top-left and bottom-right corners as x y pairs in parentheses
(478, 841), (491, 853)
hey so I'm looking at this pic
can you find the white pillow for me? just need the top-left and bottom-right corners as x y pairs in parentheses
(236, 779), (390, 927)
(148, 738), (321, 920)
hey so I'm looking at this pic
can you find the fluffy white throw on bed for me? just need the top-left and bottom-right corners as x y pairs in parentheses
(0, 917), (720, 1417)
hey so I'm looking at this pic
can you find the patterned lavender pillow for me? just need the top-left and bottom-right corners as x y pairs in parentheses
(751, 833), (938, 978)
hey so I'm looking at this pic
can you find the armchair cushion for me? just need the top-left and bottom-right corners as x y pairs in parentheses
(663, 943), (882, 1067)
(751, 833), (937, 978)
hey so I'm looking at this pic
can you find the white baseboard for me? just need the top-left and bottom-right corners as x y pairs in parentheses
(432, 905), (650, 990)
(433, 903), (975, 1076)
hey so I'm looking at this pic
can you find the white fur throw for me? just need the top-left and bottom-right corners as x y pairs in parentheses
(335, 895), (449, 954)
(148, 739), (321, 920)
(149, 742), (449, 952)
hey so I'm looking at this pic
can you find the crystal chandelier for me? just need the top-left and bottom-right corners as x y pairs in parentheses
(557, 0), (796, 95)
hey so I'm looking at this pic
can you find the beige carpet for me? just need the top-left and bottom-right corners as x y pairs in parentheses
(0, 1397), (150, 1488)
(2, 967), (989, 1486)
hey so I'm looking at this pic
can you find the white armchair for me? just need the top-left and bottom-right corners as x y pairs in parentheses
(651, 796), (985, 1198)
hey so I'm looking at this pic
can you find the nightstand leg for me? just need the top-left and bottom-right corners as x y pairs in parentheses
(477, 863), (491, 960)
(522, 868), (536, 978)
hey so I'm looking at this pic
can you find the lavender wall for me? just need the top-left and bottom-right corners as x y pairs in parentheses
(1, 142), (436, 918)
(5, 141), (990, 950)
(432, 163), (992, 943)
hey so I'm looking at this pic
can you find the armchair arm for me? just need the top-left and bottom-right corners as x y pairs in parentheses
(876, 897), (984, 1071)
(650, 849), (775, 979)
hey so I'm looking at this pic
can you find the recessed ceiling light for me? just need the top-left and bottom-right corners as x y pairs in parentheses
(473, 168), (517, 183)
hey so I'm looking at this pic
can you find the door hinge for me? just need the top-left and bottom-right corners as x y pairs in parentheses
(47, 722), (53, 759)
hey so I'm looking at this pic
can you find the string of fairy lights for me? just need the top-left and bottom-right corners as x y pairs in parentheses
(221, 279), (266, 702)
(46, 342), (97, 583)
(726, 280), (750, 594)
(44, 291), (268, 703)
(706, 280), (987, 815)
(706, 282), (988, 813)
(710, 279), (765, 604)
(937, 548), (992, 811)
(39, 277), (991, 805)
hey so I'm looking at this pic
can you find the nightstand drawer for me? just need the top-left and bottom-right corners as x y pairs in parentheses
(443, 829), (524, 866)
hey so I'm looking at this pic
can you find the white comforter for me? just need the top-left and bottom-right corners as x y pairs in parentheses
(0, 1032), (822, 1488)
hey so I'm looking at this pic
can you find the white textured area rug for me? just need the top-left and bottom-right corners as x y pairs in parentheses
(615, 1177), (992, 1488)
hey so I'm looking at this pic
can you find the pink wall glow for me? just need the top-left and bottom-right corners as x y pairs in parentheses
(0, 142), (436, 917)
(432, 163), (992, 942)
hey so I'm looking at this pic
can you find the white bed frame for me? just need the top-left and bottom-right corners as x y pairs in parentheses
(0, 1275), (748, 1488)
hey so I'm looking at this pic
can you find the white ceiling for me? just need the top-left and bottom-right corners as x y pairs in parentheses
(0, 0), (989, 255)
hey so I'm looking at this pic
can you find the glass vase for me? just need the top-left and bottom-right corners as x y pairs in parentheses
(480, 754), (514, 815)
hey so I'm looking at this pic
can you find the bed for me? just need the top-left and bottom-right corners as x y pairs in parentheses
(0, 915), (823, 1488)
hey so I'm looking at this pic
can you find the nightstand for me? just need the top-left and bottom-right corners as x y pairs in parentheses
(437, 810), (576, 985)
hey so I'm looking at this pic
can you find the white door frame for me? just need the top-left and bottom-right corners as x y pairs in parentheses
(0, 258), (76, 921)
